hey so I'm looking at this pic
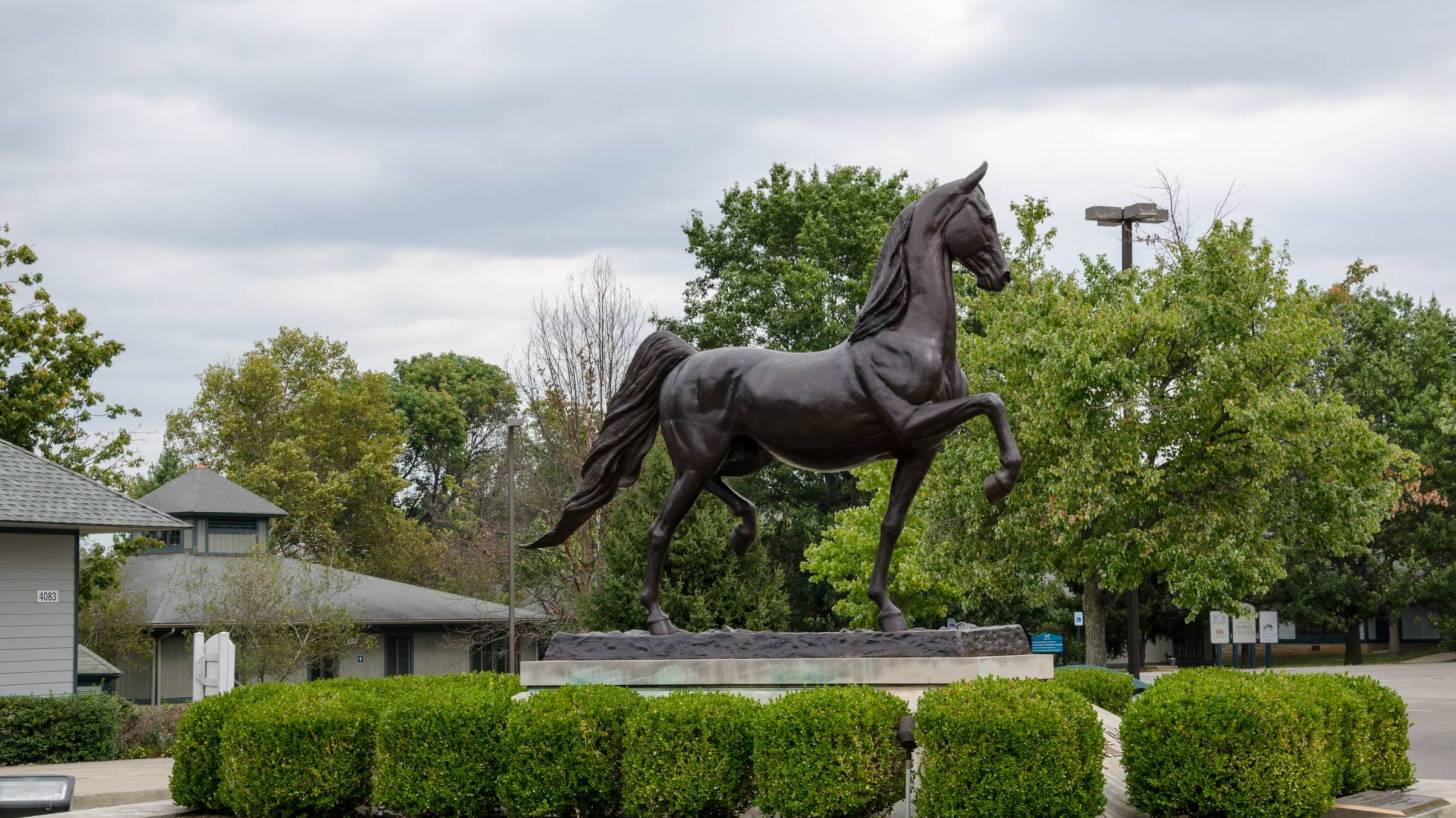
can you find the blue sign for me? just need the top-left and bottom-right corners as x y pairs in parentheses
(1030, 631), (1064, 654)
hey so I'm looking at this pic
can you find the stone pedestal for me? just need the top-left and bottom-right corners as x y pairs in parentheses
(519, 626), (1051, 709)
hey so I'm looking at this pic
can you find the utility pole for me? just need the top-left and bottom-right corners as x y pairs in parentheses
(506, 416), (525, 673)
(1084, 201), (1169, 680)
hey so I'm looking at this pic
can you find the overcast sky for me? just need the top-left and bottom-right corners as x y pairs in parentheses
(4, 1), (1454, 463)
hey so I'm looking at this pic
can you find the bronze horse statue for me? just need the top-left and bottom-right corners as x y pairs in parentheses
(525, 163), (1020, 634)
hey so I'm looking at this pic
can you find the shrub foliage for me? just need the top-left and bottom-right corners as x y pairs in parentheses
(496, 684), (642, 818)
(621, 692), (759, 818)
(169, 683), (284, 811)
(372, 673), (523, 817)
(1124, 669), (1333, 818)
(1053, 667), (1135, 715)
(0, 693), (129, 765)
(754, 686), (908, 818)
(916, 678), (1105, 818)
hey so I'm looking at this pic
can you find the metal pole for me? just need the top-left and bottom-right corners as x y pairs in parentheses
(507, 420), (517, 673)
(1120, 221), (1142, 680)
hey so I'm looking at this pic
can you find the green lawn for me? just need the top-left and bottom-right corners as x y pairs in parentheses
(1269, 643), (1448, 668)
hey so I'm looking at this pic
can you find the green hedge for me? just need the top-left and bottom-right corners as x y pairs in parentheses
(496, 684), (642, 818)
(1287, 674), (1375, 796)
(170, 684), (284, 811)
(621, 692), (759, 818)
(1053, 667), (1135, 715)
(219, 685), (377, 818)
(754, 686), (908, 818)
(916, 678), (1105, 818)
(1330, 674), (1414, 790)
(372, 673), (523, 817)
(1123, 669), (1333, 818)
(0, 693), (129, 765)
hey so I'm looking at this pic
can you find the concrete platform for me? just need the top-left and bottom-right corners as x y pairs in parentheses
(522, 653), (1052, 688)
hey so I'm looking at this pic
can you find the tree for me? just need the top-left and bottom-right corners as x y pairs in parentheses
(165, 328), (419, 573)
(807, 200), (1409, 664)
(77, 583), (152, 671)
(659, 164), (929, 628)
(178, 547), (371, 684)
(391, 352), (516, 526)
(515, 257), (647, 626)
(579, 443), (790, 631)
(1270, 265), (1456, 662)
(0, 224), (139, 485)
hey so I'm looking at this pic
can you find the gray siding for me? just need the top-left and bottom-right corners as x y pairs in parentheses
(0, 531), (76, 696)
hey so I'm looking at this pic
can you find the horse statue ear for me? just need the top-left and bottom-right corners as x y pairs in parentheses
(959, 162), (989, 193)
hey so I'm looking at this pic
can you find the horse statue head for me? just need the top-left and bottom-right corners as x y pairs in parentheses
(928, 162), (1010, 292)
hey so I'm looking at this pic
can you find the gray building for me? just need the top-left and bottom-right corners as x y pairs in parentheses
(0, 439), (184, 696)
(119, 467), (548, 703)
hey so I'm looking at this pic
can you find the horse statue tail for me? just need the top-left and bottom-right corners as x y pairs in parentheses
(522, 330), (698, 549)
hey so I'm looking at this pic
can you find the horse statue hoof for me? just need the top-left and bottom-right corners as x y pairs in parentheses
(646, 616), (678, 636)
(984, 469), (1016, 504)
(878, 609), (908, 632)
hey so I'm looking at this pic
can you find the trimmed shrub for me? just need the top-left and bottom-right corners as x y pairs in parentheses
(0, 692), (129, 764)
(916, 678), (1104, 818)
(621, 692), (760, 818)
(1341, 674), (1415, 790)
(119, 703), (188, 758)
(1286, 674), (1374, 796)
(754, 686), (908, 818)
(1123, 668), (1332, 818)
(169, 683), (284, 811)
(497, 684), (643, 818)
(219, 684), (376, 818)
(372, 673), (524, 817)
(1053, 667), (1135, 715)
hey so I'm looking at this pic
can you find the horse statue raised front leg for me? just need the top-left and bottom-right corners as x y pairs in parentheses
(524, 162), (1020, 634)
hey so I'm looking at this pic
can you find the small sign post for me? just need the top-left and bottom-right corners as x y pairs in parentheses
(1210, 611), (1230, 666)
(1073, 611), (1083, 663)
(1030, 631), (1065, 665)
(1231, 605), (1257, 668)
(1258, 610), (1279, 668)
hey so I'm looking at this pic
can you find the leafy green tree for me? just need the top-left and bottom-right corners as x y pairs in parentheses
(1271, 266), (1456, 662)
(1, 224), (139, 485)
(579, 443), (790, 632)
(391, 352), (516, 526)
(165, 328), (419, 573)
(178, 547), (372, 683)
(808, 201), (1409, 663)
(659, 164), (928, 628)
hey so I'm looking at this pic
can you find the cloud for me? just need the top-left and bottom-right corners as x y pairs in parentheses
(1, 1), (1453, 462)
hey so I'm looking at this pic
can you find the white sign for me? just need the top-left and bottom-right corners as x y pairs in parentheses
(1074, 611), (1084, 627)
(1231, 607), (1257, 644)
(36, 590), (60, 603)
(1278, 622), (1297, 641)
(1258, 610), (1279, 644)
(1209, 611), (1230, 644)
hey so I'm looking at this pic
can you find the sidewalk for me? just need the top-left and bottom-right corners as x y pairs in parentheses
(0, 757), (172, 810)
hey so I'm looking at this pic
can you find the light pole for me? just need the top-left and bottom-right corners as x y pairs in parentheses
(1084, 201), (1168, 680)
(505, 416), (525, 673)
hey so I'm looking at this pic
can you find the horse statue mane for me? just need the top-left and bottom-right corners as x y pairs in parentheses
(849, 203), (915, 342)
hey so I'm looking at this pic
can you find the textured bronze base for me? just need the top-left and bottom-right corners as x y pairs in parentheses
(543, 624), (1029, 661)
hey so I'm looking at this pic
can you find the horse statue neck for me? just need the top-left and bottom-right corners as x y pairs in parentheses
(897, 223), (957, 351)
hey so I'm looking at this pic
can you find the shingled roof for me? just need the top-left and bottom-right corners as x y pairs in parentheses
(0, 438), (185, 533)
(123, 552), (548, 627)
(138, 466), (287, 518)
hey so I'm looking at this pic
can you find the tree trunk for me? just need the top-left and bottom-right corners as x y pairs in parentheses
(1388, 615), (1401, 657)
(1344, 621), (1364, 666)
(1083, 576), (1108, 666)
